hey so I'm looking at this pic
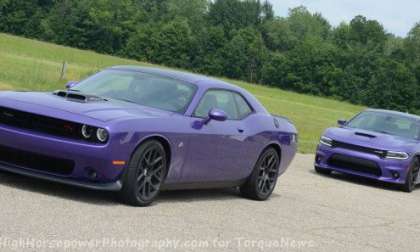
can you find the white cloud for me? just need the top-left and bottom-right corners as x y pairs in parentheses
(270, 0), (420, 36)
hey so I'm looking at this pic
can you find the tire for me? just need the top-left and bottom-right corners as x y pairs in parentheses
(402, 159), (419, 193)
(315, 166), (332, 175)
(240, 147), (280, 201)
(119, 140), (168, 206)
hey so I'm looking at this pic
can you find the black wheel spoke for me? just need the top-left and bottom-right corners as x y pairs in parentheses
(267, 155), (275, 168)
(258, 177), (265, 191)
(264, 179), (271, 192)
(151, 173), (162, 182)
(151, 156), (163, 167)
(137, 173), (145, 183)
(412, 169), (418, 183)
(144, 182), (150, 197)
(149, 183), (159, 192)
(153, 166), (161, 173)
(260, 179), (266, 192)
(135, 144), (166, 201)
(140, 181), (147, 195)
(137, 179), (146, 191)
(144, 151), (151, 165)
(256, 151), (279, 195)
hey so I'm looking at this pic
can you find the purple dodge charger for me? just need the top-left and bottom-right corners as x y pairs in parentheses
(0, 66), (297, 206)
(315, 109), (420, 192)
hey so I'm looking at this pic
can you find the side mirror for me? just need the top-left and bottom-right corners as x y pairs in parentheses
(192, 109), (228, 129)
(65, 81), (78, 90)
(208, 109), (228, 122)
(337, 119), (347, 127)
(202, 109), (227, 125)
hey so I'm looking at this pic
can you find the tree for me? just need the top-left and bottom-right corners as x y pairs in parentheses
(40, 0), (92, 48)
(165, 0), (208, 33)
(190, 26), (227, 76)
(287, 6), (331, 41)
(283, 38), (339, 95)
(405, 23), (420, 64)
(222, 28), (268, 82)
(0, 0), (52, 37)
(209, 0), (270, 35)
(404, 23), (420, 89)
(334, 16), (387, 52)
(261, 0), (274, 21)
(366, 59), (417, 112)
(261, 52), (290, 87)
(151, 19), (194, 68)
(123, 24), (156, 62)
(261, 18), (298, 52)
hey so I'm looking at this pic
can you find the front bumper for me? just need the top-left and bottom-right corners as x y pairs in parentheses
(315, 144), (411, 184)
(0, 162), (122, 191)
(0, 124), (128, 191)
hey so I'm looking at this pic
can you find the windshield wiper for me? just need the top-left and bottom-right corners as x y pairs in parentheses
(376, 130), (391, 135)
(114, 98), (137, 104)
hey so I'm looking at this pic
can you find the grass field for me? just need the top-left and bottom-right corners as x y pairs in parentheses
(0, 33), (364, 153)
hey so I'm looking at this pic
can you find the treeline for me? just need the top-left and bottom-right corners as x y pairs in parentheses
(1, 0), (420, 113)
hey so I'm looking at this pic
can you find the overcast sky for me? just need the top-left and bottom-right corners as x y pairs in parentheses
(271, 0), (420, 37)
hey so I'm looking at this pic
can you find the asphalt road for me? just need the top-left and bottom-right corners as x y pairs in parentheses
(0, 154), (419, 251)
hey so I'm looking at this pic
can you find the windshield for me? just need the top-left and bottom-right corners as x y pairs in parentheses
(346, 111), (420, 140)
(73, 70), (197, 113)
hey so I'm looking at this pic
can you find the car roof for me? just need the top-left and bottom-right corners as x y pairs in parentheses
(109, 65), (243, 92)
(365, 108), (420, 121)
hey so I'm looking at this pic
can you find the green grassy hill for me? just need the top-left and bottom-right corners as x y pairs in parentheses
(0, 33), (364, 153)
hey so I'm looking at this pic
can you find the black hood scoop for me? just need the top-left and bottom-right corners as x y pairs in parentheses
(53, 90), (107, 103)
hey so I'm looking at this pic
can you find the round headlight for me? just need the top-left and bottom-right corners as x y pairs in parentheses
(96, 128), (109, 143)
(81, 125), (93, 139)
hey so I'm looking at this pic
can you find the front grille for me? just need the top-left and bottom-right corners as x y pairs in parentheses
(0, 106), (83, 140)
(328, 154), (382, 176)
(0, 144), (74, 175)
(332, 140), (386, 158)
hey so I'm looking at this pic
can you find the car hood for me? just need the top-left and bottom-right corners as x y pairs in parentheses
(324, 127), (418, 152)
(0, 91), (174, 122)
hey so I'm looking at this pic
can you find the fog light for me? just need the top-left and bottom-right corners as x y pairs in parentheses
(85, 167), (97, 180)
(391, 171), (400, 179)
(315, 155), (323, 164)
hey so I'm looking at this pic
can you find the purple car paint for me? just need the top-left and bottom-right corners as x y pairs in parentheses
(315, 109), (420, 192)
(0, 66), (297, 198)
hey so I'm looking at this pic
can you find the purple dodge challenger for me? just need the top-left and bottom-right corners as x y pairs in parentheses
(315, 109), (420, 192)
(0, 66), (297, 206)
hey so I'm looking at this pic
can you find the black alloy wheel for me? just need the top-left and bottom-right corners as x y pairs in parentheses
(240, 147), (280, 201)
(402, 159), (419, 193)
(120, 140), (167, 206)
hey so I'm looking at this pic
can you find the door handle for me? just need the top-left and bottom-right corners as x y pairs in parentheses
(237, 128), (244, 133)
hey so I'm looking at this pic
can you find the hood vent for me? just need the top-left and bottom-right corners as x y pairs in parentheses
(355, 132), (376, 138)
(53, 90), (107, 103)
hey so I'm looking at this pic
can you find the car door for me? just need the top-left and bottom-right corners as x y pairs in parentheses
(182, 89), (253, 182)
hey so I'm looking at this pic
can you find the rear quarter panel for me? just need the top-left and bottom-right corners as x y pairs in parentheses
(241, 114), (297, 177)
(274, 116), (298, 176)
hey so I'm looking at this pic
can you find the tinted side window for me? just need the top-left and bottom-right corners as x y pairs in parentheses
(194, 90), (239, 120)
(233, 93), (253, 118)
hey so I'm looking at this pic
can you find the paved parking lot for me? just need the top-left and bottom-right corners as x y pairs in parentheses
(0, 154), (419, 251)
